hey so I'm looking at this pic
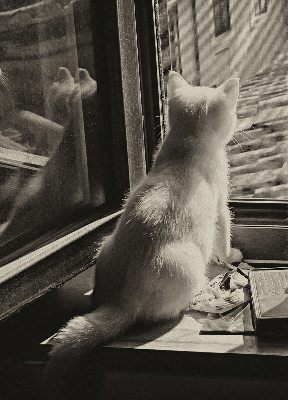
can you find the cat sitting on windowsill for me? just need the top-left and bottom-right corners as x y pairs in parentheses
(44, 71), (243, 394)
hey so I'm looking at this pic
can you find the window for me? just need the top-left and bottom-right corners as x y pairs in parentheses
(0, 0), (157, 267)
(254, 0), (269, 15)
(168, 4), (182, 75)
(158, 0), (182, 87)
(213, 0), (230, 36)
(0, 0), (159, 266)
(0, 0), (161, 319)
(0, 0), (114, 258)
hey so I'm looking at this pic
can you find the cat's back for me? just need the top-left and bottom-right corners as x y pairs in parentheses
(114, 162), (217, 253)
(102, 71), (239, 254)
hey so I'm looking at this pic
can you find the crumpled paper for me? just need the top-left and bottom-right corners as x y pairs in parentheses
(189, 263), (251, 314)
(187, 262), (254, 333)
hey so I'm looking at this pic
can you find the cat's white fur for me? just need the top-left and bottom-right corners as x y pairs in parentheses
(46, 72), (242, 374)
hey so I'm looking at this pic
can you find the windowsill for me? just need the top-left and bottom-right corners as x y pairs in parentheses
(0, 215), (287, 398)
(214, 28), (231, 54)
(105, 304), (288, 358)
(1, 254), (288, 399)
(6, 267), (288, 360)
(250, 8), (267, 29)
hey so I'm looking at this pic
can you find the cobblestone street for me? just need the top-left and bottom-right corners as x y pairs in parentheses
(229, 47), (288, 199)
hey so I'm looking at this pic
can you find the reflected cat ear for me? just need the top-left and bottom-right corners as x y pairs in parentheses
(168, 71), (189, 97)
(220, 78), (239, 106)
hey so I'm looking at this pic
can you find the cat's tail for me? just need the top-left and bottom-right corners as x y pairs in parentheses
(46, 305), (132, 374)
(42, 305), (132, 399)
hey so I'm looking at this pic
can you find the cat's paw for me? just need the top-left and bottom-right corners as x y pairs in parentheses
(227, 247), (243, 264)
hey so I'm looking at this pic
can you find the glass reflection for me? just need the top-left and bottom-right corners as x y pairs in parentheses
(0, 0), (101, 245)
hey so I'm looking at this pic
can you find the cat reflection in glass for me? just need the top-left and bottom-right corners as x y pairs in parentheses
(0, 67), (96, 243)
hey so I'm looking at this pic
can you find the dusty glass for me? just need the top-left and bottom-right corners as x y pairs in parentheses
(0, 0), (104, 246)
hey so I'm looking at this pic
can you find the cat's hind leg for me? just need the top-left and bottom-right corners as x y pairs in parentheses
(214, 205), (243, 264)
(146, 242), (208, 319)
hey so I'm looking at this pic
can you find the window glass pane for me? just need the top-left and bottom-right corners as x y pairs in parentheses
(255, 0), (268, 15)
(0, 0), (108, 247)
(158, 0), (288, 200)
(213, 0), (230, 36)
(168, 5), (182, 73)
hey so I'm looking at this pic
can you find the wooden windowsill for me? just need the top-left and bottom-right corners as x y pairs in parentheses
(1, 230), (288, 399)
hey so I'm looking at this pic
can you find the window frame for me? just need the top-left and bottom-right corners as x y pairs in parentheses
(213, 0), (231, 37)
(250, 0), (269, 27)
(0, 0), (161, 319)
(0, 0), (287, 324)
(0, 0), (130, 260)
(254, 0), (269, 16)
(230, 199), (288, 226)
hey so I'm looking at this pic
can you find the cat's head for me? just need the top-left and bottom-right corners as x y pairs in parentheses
(167, 72), (239, 147)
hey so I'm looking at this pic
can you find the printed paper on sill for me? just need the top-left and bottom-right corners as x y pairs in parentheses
(188, 263), (252, 314)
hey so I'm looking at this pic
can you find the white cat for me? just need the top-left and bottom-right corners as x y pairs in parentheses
(46, 71), (242, 374)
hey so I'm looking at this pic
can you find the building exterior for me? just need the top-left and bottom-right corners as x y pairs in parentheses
(160, 0), (288, 199)
(166, 0), (288, 87)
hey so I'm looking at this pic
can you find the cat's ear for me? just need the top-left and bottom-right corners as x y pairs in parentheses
(219, 78), (239, 106)
(168, 71), (190, 98)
